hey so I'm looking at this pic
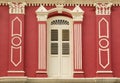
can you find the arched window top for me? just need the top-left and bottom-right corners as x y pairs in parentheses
(51, 19), (69, 25)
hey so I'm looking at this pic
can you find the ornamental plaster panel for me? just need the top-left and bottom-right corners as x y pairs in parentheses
(8, 2), (26, 14)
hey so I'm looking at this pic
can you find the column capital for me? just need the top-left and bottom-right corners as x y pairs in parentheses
(94, 2), (112, 15)
(36, 5), (48, 21)
(8, 2), (26, 14)
(72, 5), (84, 21)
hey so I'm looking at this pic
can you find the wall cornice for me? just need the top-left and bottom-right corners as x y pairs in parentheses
(0, 0), (120, 6)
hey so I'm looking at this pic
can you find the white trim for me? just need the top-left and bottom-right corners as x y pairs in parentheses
(8, 71), (25, 73)
(74, 71), (84, 74)
(11, 46), (22, 67)
(36, 5), (48, 21)
(98, 17), (109, 38)
(48, 7), (71, 15)
(11, 36), (22, 47)
(27, 77), (118, 79)
(99, 48), (110, 69)
(99, 38), (109, 49)
(0, 77), (118, 83)
(0, 77), (118, 79)
(36, 5), (48, 13)
(11, 17), (22, 37)
(96, 71), (112, 74)
(36, 5), (84, 22)
(36, 71), (47, 74)
(0, 0), (117, 7)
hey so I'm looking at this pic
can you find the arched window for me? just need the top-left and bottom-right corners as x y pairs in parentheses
(51, 19), (69, 25)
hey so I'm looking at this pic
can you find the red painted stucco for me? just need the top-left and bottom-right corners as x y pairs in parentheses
(0, 5), (120, 78)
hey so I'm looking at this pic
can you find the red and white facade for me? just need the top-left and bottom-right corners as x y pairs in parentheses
(0, 0), (120, 82)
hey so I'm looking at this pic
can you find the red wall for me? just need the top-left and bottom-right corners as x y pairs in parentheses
(111, 6), (120, 77)
(82, 6), (96, 77)
(0, 5), (120, 77)
(0, 6), (9, 76)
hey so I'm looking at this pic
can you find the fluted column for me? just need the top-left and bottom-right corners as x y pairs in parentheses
(35, 5), (48, 77)
(72, 6), (84, 77)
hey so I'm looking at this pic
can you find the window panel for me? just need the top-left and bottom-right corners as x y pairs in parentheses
(62, 43), (69, 55)
(51, 30), (58, 41)
(51, 43), (58, 54)
(62, 30), (69, 41)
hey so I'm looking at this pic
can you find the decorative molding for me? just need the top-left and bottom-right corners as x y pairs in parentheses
(11, 46), (22, 67)
(36, 71), (47, 74)
(8, 71), (25, 73)
(11, 17), (22, 36)
(74, 71), (84, 74)
(36, 5), (84, 21)
(11, 36), (22, 47)
(97, 16), (111, 70)
(72, 6), (84, 21)
(36, 5), (48, 12)
(99, 38), (109, 49)
(98, 18), (109, 38)
(51, 19), (69, 25)
(72, 5), (84, 13)
(2, 0), (120, 6)
(10, 16), (23, 67)
(36, 5), (48, 21)
(56, 4), (64, 13)
(48, 6), (71, 14)
(94, 2), (112, 15)
(99, 48), (110, 69)
(96, 71), (112, 73)
(8, 2), (26, 14)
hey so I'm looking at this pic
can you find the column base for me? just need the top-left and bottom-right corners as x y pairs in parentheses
(36, 71), (48, 77)
(96, 71), (113, 77)
(7, 71), (25, 76)
(73, 71), (84, 78)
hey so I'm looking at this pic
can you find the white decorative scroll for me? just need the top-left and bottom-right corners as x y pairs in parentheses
(8, 2), (26, 14)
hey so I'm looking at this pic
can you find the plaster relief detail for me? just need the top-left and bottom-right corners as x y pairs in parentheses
(99, 48), (110, 69)
(94, 3), (112, 15)
(8, 2), (26, 14)
(72, 6), (84, 21)
(11, 17), (23, 67)
(36, 5), (48, 21)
